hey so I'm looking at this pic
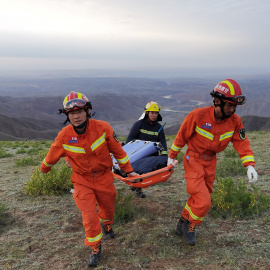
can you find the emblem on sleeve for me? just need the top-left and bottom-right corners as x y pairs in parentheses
(113, 132), (119, 142)
(239, 128), (246, 140)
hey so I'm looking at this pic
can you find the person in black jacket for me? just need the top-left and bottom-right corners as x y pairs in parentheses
(126, 101), (168, 198)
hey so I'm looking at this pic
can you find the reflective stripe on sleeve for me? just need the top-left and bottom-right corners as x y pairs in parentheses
(219, 131), (234, 141)
(171, 143), (181, 152)
(241, 155), (255, 164)
(62, 144), (86, 154)
(43, 158), (53, 167)
(91, 133), (106, 151)
(116, 155), (129, 164)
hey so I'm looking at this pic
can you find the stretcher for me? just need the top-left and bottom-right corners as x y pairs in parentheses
(113, 161), (178, 188)
(112, 140), (161, 170)
(112, 139), (178, 188)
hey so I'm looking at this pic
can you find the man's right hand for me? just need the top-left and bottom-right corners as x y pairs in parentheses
(127, 172), (139, 177)
(247, 165), (258, 183)
(66, 160), (72, 168)
(167, 157), (176, 167)
(127, 171), (139, 183)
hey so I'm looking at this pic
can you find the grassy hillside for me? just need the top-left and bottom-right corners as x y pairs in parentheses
(0, 132), (269, 270)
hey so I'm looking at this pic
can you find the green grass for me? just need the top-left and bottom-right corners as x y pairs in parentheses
(0, 202), (8, 224)
(0, 131), (269, 269)
(0, 148), (13, 158)
(15, 156), (40, 167)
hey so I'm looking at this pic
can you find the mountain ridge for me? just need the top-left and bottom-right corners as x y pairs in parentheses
(0, 114), (269, 141)
(0, 75), (269, 140)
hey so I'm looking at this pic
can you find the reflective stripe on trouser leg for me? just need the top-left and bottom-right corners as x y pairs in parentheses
(181, 153), (216, 225)
(72, 184), (103, 247)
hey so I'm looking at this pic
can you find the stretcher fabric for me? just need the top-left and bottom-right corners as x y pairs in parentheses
(131, 155), (167, 174)
(112, 140), (160, 170)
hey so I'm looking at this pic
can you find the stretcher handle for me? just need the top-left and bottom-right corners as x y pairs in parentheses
(114, 160), (178, 183)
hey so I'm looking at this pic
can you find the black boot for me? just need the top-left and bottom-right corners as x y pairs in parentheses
(181, 219), (196, 245)
(176, 216), (185, 235)
(135, 188), (146, 198)
(129, 186), (136, 191)
(101, 223), (115, 239)
(88, 242), (101, 267)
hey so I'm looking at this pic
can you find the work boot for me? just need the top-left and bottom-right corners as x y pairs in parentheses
(176, 216), (185, 236)
(135, 188), (146, 198)
(181, 219), (196, 245)
(129, 186), (136, 191)
(101, 223), (115, 239)
(88, 242), (101, 267)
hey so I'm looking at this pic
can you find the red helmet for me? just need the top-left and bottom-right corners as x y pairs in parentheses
(61, 91), (92, 114)
(211, 79), (246, 105)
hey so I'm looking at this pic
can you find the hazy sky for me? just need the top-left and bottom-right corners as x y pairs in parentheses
(0, 0), (270, 73)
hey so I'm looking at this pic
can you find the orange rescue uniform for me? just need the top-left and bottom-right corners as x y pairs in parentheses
(40, 119), (133, 247)
(169, 106), (255, 225)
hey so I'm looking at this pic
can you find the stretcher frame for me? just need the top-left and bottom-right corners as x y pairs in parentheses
(113, 161), (178, 188)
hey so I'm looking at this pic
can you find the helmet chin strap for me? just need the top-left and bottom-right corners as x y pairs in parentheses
(72, 121), (88, 134)
(214, 99), (235, 120)
(64, 109), (91, 134)
(74, 121), (87, 130)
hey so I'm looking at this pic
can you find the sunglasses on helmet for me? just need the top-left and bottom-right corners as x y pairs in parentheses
(224, 95), (246, 105)
(64, 99), (87, 110)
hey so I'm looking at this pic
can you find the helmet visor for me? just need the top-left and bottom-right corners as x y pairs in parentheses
(64, 99), (87, 110)
(225, 95), (246, 105)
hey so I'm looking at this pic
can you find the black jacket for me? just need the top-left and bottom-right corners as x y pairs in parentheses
(126, 118), (168, 155)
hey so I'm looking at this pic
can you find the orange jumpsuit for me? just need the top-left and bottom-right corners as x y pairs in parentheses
(40, 119), (133, 247)
(169, 106), (255, 225)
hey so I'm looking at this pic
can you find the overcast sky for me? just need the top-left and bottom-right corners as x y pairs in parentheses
(0, 0), (270, 74)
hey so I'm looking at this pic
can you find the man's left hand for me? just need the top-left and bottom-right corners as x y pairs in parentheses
(127, 172), (139, 183)
(247, 165), (258, 183)
(66, 160), (72, 168)
(127, 172), (139, 177)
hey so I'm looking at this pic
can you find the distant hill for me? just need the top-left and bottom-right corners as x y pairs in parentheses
(0, 115), (62, 140)
(241, 115), (270, 131)
(0, 75), (269, 139)
(0, 114), (269, 140)
(1, 75), (270, 119)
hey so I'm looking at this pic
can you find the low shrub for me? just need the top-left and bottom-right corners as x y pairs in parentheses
(25, 163), (73, 196)
(22, 144), (30, 149)
(114, 188), (136, 224)
(26, 147), (44, 155)
(16, 148), (26, 154)
(211, 177), (270, 219)
(36, 150), (49, 161)
(15, 157), (40, 167)
(0, 149), (13, 158)
(223, 145), (238, 157)
(216, 157), (246, 178)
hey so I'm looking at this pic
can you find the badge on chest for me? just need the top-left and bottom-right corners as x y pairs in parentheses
(68, 137), (78, 143)
(201, 122), (212, 129)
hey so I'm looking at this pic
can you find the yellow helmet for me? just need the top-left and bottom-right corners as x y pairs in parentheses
(144, 101), (161, 112)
